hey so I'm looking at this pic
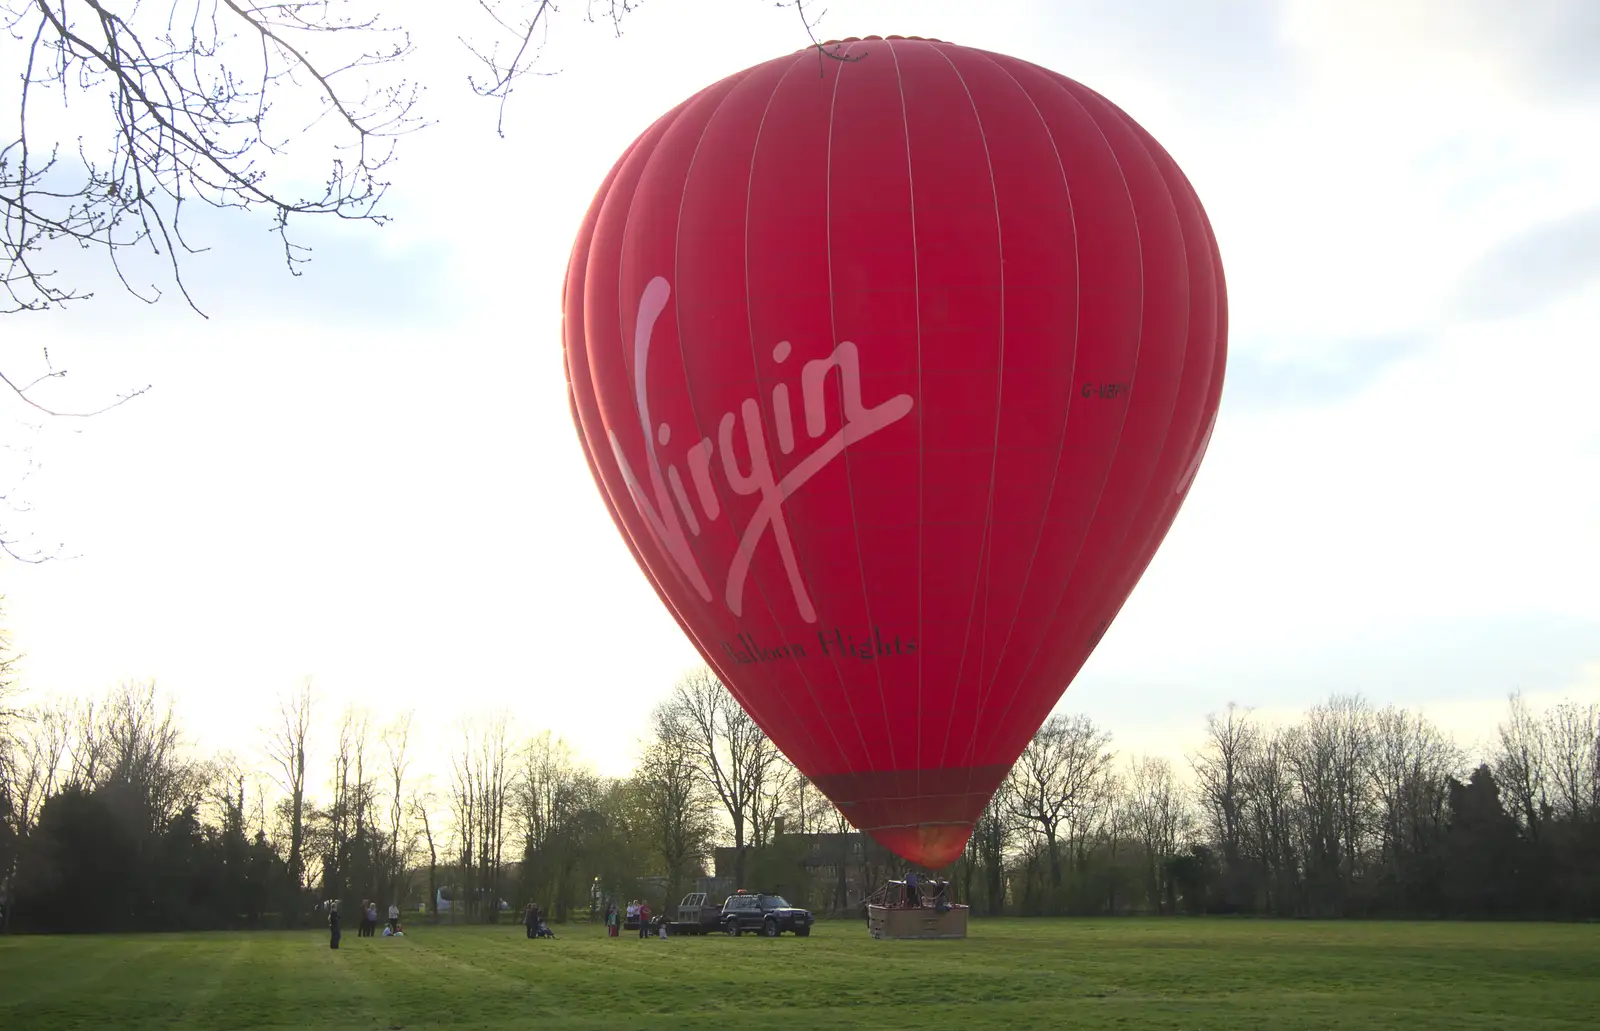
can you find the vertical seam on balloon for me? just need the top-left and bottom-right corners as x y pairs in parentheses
(1064, 119), (1194, 675)
(925, 43), (1008, 796)
(675, 66), (844, 774)
(598, 104), (728, 696)
(941, 51), (1082, 792)
(570, 137), (705, 664)
(886, 38), (926, 815)
(604, 74), (820, 764)
(1091, 140), (1222, 631)
(662, 61), (840, 774)
(1104, 136), (1209, 566)
(823, 39), (900, 781)
(957, 74), (1148, 770)
(729, 53), (865, 778)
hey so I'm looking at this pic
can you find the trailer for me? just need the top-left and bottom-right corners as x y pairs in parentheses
(662, 892), (724, 935)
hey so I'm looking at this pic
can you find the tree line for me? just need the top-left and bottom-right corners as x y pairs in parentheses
(0, 661), (839, 933)
(2, 638), (1596, 931)
(957, 695), (1599, 921)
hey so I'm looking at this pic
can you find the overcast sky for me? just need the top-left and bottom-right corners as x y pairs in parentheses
(4, 0), (1597, 784)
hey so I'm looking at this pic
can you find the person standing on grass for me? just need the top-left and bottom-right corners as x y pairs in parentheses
(329, 901), (342, 949)
(389, 902), (400, 933)
(524, 902), (537, 939)
(637, 900), (652, 938)
(605, 902), (619, 937)
(367, 901), (378, 937)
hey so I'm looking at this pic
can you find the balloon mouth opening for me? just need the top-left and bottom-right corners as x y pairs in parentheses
(869, 823), (973, 870)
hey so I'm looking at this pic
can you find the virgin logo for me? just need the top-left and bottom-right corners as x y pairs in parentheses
(608, 277), (914, 624)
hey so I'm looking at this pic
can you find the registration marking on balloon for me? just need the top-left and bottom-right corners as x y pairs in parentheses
(609, 276), (915, 626)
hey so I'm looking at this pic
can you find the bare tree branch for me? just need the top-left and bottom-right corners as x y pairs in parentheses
(2, 0), (426, 317)
(460, 0), (859, 138)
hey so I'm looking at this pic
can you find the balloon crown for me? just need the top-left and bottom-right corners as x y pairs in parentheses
(811, 34), (949, 48)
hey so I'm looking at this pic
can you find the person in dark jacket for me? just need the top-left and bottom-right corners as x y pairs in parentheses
(329, 902), (342, 949)
(524, 903), (538, 939)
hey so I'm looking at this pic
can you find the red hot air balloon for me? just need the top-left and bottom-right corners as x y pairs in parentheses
(563, 36), (1226, 869)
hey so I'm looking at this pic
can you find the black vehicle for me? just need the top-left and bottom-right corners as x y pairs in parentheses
(720, 891), (813, 937)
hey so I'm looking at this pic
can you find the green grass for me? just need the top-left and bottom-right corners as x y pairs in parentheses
(1, 918), (1596, 1030)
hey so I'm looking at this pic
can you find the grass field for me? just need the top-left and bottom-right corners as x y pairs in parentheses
(1, 917), (1596, 1030)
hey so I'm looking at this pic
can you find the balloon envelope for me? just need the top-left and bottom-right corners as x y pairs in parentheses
(563, 36), (1226, 868)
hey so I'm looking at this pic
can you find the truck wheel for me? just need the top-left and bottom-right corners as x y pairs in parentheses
(726, 921), (741, 936)
(762, 918), (779, 937)
(794, 926), (810, 937)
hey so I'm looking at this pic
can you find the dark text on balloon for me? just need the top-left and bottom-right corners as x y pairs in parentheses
(719, 626), (918, 666)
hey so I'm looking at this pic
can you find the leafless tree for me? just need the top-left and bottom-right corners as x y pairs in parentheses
(1282, 695), (1373, 915)
(462, 1), (853, 135)
(264, 678), (313, 899)
(749, 754), (799, 848)
(1365, 705), (1460, 912)
(3, 699), (68, 832)
(319, 704), (377, 902)
(0, 607), (21, 887)
(0, 2), (846, 562)
(1494, 692), (1550, 842)
(474, 710), (511, 920)
(1240, 727), (1299, 914)
(4, 0), (847, 317)
(1189, 703), (1259, 872)
(965, 782), (1013, 916)
(1, 0), (416, 560)
(82, 680), (200, 829)
(204, 749), (249, 828)
(32, 680), (205, 853)
(1094, 769), (1133, 912)
(382, 710), (413, 904)
(777, 768), (834, 837)
(1005, 712), (1115, 891)
(516, 728), (600, 919)
(655, 666), (783, 885)
(2, 0), (424, 316)
(0, 596), (16, 712)
(409, 782), (440, 918)
(448, 710), (512, 920)
(633, 714), (715, 905)
(1126, 756), (1187, 913)
(1542, 700), (1598, 823)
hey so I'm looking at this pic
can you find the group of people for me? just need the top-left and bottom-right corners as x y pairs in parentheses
(522, 902), (555, 939)
(903, 872), (952, 911)
(327, 899), (404, 949)
(602, 900), (664, 938)
(356, 899), (403, 936)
